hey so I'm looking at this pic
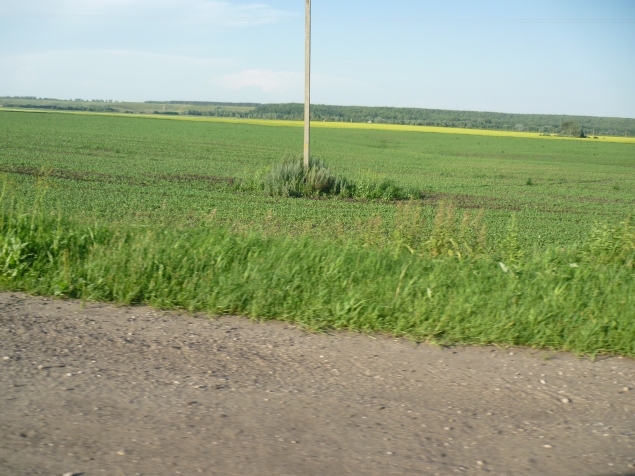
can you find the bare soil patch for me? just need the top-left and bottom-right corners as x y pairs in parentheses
(1, 293), (634, 475)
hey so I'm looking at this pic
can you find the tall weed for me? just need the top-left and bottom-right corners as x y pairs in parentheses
(423, 201), (487, 259)
(580, 219), (635, 266)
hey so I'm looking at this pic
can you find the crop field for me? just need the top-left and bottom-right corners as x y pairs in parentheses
(1, 109), (634, 356)
(3, 107), (635, 144)
(1, 109), (634, 245)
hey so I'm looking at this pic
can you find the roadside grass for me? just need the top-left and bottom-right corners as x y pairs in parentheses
(1, 187), (633, 357)
(1, 110), (634, 357)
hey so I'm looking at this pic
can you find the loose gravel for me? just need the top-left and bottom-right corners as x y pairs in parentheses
(1, 292), (634, 475)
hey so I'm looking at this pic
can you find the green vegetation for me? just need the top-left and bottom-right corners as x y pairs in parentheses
(0, 97), (254, 116)
(1, 110), (633, 247)
(240, 155), (418, 200)
(1, 187), (633, 357)
(560, 121), (585, 138)
(2, 97), (634, 136)
(0, 109), (634, 356)
(148, 100), (260, 108)
(250, 103), (635, 137)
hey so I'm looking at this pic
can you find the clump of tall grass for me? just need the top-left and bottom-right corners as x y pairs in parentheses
(1, 182), (634, 357)
(243, 155), (351, 198)
(240, 155), (419, 201)
(360, 201), (488, 259)
(580, 218), (634, 266)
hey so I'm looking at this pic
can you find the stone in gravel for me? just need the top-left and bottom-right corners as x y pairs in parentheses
(623, 387), (630, 392)
(476, 460), (484, 465)
(543, 445), (553, 448)
(540, 379), (547, 385)
(2, 356), (9, 360)
(116, 450), (126, 456)
(561, 398), (571, 403)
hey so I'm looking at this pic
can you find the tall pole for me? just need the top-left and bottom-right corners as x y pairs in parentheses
(304, 0), (311, 169)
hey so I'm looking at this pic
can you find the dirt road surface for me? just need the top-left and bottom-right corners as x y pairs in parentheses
(1, 292), (634, 476)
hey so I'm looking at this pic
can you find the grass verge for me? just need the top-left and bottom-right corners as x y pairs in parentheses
(1, 187), (633, 357)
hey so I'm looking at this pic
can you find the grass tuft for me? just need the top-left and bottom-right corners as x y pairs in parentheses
(240, 155), (419, 201)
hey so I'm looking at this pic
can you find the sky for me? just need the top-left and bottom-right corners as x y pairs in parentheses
(0, 0), (634, 117)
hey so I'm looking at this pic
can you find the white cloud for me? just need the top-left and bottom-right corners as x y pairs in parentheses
(0, 49), (376, 104)
(214, 69), (303, 94)
(213, 69), (374, 102)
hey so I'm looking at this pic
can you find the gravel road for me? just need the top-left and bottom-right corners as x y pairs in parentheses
(1, 292), (634, 476)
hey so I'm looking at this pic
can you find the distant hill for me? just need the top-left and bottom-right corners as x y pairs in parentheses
(1, 97), (633, 137)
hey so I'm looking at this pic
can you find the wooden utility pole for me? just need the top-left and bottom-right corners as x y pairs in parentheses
(304, 0), (311, 169)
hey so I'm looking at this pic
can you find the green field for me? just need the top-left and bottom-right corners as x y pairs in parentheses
(1, 109), (634, 356)
(3, 97), (634, 137)
(1, 110), (634, 246)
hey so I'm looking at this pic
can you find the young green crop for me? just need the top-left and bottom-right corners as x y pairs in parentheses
(1, 110), (633, 248)
(4, 107), (635, 144)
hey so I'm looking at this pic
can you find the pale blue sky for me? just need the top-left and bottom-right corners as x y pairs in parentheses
(1, 0), (633, 117)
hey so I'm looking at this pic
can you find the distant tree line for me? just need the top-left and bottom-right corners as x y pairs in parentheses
(183, 108), (252, 118)
(0, 96), (116, 102)
(2, 97), (632, 137)
(560, 121), (585, 138)
(1, 103), (117, 113)
(148, 101), (261, 107)
(246, 104), (634, 137)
